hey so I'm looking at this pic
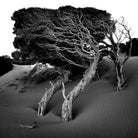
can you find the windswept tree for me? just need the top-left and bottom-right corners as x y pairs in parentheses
(12, 6), (112, 121)
(98, 17), (133, 91)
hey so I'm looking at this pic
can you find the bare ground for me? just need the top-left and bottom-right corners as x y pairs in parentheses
(0, 58), (138, 138)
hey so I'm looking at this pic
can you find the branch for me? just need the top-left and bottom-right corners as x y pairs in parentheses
(20, 121), (36, 129)
(61, 82), (68, 101)
(57, 51), (86, 68)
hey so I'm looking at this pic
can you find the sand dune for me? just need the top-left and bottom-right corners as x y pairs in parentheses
(0, 57), (138, 138)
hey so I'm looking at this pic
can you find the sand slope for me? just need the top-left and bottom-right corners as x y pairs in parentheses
(0, 58), (138, 138)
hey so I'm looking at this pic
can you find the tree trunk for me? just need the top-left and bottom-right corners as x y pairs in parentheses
(38, 70), (70, 116)
(61, 53), (99, 121)
(115, 62), (127, 91)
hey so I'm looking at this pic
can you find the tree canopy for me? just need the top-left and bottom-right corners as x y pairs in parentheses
(11, 6), (112, 68)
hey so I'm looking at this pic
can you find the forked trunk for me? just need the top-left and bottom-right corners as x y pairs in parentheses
(115, 62), (127, 91)
(61, 53), (99, 121)
(38, 70), (70, 116)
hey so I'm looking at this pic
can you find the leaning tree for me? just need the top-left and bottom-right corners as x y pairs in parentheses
(12, 6), (113, 121)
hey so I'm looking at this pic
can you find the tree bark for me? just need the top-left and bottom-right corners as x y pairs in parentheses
(38, 70), (70, 116)
(61, 53), (99, 121)
(115, 62), (127, 91)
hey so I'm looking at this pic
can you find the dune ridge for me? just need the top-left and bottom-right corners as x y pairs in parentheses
(0, 57), (138, 138)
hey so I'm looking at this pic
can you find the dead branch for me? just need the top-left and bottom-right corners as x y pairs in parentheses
(38, 81), (55, 116)
(37, 69), (70, 116)
(61, 82), (68, 101)
(20, 121), (37, 129)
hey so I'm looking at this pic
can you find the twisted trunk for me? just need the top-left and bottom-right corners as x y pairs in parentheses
(61, 52), (99, 121)
(38, 70), (70, 116)
(115, 62), (127, 91)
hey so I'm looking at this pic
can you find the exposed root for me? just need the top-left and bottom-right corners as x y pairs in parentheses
(117, 78), (128, 92)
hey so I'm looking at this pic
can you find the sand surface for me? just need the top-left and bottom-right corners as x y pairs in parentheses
(0, 58), (138, 138)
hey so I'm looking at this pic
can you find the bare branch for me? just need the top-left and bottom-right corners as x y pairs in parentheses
(61, 82), (68, 101)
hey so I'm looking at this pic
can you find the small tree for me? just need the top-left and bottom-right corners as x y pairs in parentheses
(98, 17), (133, 91)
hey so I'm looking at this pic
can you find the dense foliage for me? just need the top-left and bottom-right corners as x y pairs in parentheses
(11, 6), (111, 68)
(126, 38), (138, 56)
(0, 56), (13, 76)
